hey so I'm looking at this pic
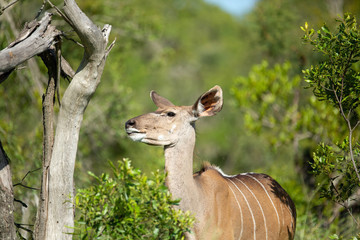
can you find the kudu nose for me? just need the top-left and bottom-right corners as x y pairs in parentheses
(125, 119), (136, 129)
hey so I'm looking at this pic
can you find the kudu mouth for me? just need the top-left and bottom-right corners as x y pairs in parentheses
(125, 118), (146, 142)
(125, 127), (142, 134)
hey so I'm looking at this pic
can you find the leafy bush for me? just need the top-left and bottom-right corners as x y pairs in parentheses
(302, 13), (360, 233)
(231, 60), (344, 148)
(232, 61), (302, 145)
(74, 159), (194, 239)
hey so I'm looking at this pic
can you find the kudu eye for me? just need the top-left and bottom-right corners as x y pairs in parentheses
(167, 111), (176, 117)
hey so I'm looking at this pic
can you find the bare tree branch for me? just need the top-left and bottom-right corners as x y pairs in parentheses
(0, 13), (58, 71)
(0, 13), (61, 82)
(0, 0), (48, 92)
(60, 55), (75, 79)
(13, 168), (41, 191)
(0, 0), (20, 15)
(0, 10), (75, 85)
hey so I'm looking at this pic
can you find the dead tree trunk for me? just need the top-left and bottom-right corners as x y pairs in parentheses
(41, 0), (113, 239)
(34, 46), (58, 240)
(0, 140), (16, 240)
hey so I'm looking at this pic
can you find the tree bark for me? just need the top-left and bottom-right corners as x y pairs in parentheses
(0, 140), (16, 240)
(0, 13), (60, 82)
(42, 0), (113, 239)
(33, 46), (58, 240)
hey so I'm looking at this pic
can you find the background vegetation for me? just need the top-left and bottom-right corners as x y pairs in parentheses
(1, 0), (360, 238)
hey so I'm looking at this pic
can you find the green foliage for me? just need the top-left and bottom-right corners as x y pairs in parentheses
(302, 14), (360, 114)
(232, 61), (301, 145)
(74, 159), (194, 239)
(311, 141), (359, 203)
(302, 13), (360, 233)
(330, 234), (360, 240)
(296, 214), (340, 240)
(231, 61), (345, 147)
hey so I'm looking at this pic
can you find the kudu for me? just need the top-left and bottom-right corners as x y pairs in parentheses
(125, 86), (296, 240)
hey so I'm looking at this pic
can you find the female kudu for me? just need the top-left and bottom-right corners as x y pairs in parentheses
(125, 85), (296, 240)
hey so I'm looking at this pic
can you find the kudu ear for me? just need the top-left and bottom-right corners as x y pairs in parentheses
(192, 85), (223, 118)
(150, 91), (175, 109)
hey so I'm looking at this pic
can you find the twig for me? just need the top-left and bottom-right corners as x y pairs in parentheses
(352, 120), (360, 132)
(46, 0), (74, 29)
(344, 203), (360, 227)
(348, 126), (360, 183)
(55, 37), (61, 106)
(0, 0), (20, 14)
(15, 223), (33, 227)
(332, 81), (360, 184)
(13, 168), (41, 190)
(13, 183), (40, 191)
(14, 198), (28, 208)
(35, 0), (46, 19)
(14, 222), (33, 233)
(21, 168), (41, 182)
(62, 31), (84, 48)
(106, 38), (116, 57)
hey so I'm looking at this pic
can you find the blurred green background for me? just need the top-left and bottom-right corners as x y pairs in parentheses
(1, 0), (360, 238)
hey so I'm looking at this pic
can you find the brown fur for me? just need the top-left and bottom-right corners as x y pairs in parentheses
(193, 167), (296, 239)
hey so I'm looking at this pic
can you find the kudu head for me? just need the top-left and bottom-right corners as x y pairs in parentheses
(125, 85), (223, 146)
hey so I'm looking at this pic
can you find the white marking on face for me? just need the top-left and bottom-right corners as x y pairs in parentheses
(170, 124), (176, 133)
(128, 133), (146, 142)
(158, 135), (165, 141)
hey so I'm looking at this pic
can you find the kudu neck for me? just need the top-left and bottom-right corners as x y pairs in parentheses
(163, 125), (198, 208)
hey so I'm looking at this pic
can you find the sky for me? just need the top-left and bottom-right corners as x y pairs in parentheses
(204, 0), (258, 16)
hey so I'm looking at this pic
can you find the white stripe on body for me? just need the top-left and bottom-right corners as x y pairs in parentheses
(225, 181), (243, 240)
(234, 177), (268, 240)
(245, 175), (281, 235)
(228, 178), (256, 240)
(280, 202), (284, 230)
